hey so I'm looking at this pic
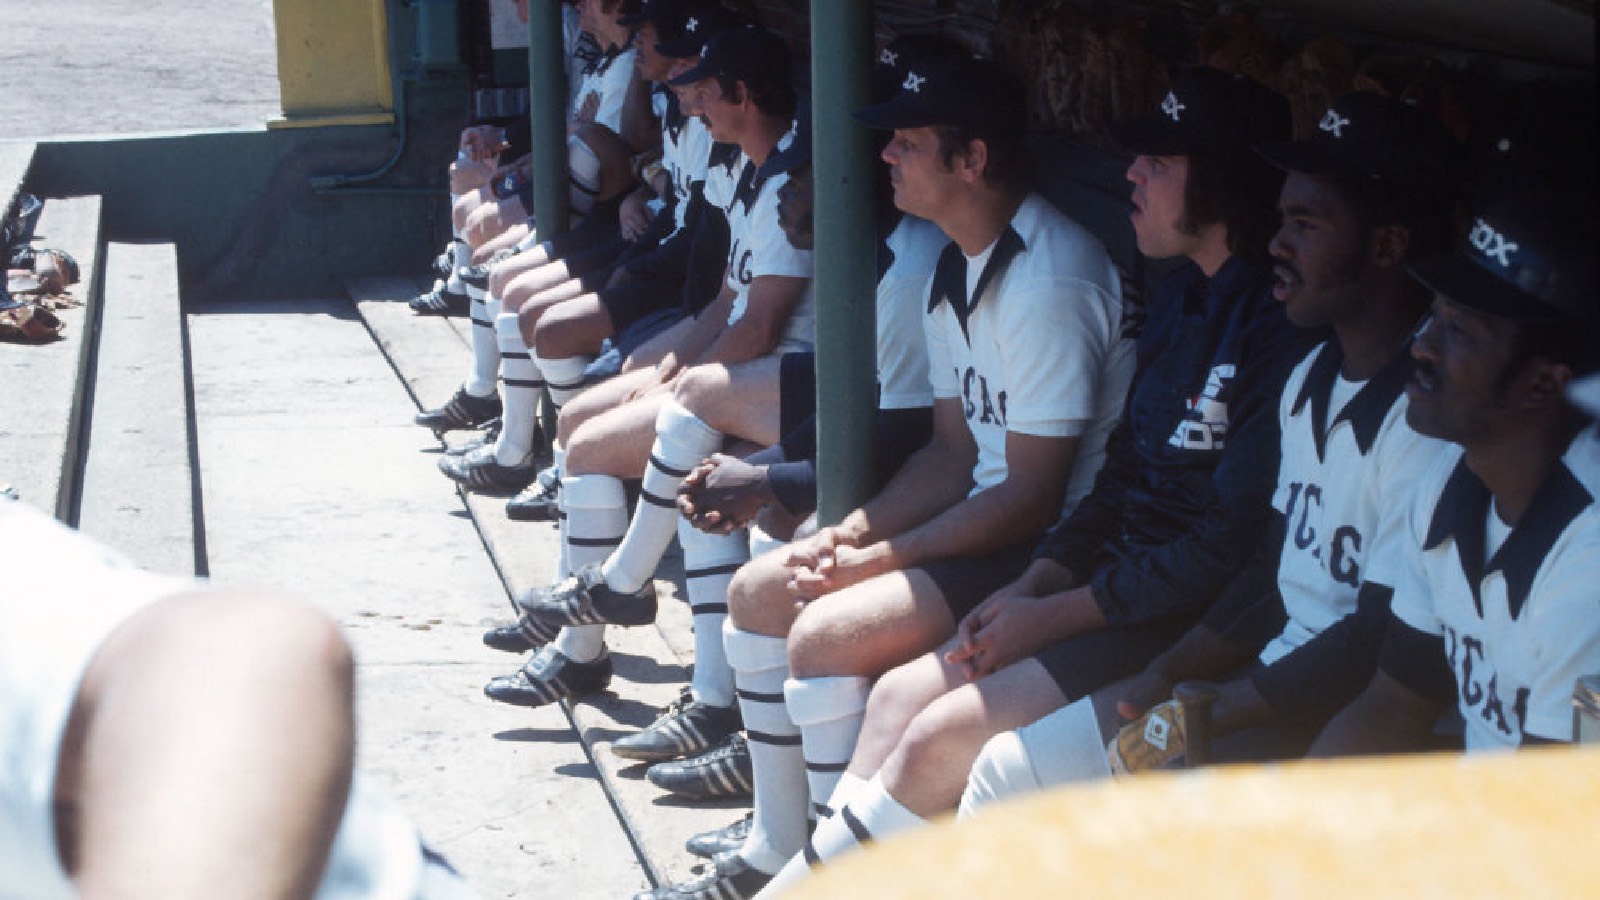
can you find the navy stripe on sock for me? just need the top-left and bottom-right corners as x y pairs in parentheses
(641, 490), (676, 508)
(805, 760), (848, 773)
(802, 840), (822, 867)
(746, 729), (802, 747)
(649, 454), (691, 478)
(812, 802), (834, 819)
(840, 807), (874, 845)
(686, 562), (742, 580)
(689, 603), (728, 616)
(547, 378), (584, 390)
(736, 688), (784, 703)
(501, 351), (532, 360)
(471, 317), (493, 328)
(503, 378), (545, 389)
(569, 535), (622, 548)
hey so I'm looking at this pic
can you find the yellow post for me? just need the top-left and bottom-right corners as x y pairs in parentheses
(270, 0), (395, 128)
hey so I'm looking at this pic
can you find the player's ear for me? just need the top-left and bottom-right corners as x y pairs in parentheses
(1370, 223), (1411, 271)
(958, 138), (989, 185)
(1521, 357), (1574, 412)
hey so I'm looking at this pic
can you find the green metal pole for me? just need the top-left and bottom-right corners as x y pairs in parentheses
(811, 0), (879, 525)
(528, 0), (570, 240)
(529, 0), (568, 455)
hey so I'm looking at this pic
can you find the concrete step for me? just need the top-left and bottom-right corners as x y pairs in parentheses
(0, 141), (34, 220)
(75, 242), (197, 576)
(350, 276), (745, 890)
(0, 195), (104, 518)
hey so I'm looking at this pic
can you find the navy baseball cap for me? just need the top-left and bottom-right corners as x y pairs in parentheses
(654, 6), (747, 59)
(619, 0), (696, 36)
(667, 25), (790, 86)
(1110, 65), (1289, 157)
(1256, 92), (1459, 203)
(853, 55), (1026, 139)
(870, 33), (971, 105)
(1408, 192), (1597, 323)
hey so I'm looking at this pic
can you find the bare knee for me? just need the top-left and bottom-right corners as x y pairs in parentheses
(671, 364), (732, 421)
(883, 690), (986, 786)
(728, 550), (798, 636)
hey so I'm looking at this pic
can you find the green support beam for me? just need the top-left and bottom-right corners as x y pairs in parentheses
(528, 0), (570, 241)
(810, 0), (879, 525)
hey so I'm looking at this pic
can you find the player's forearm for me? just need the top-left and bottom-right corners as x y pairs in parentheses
(882, 473), (1061, 572)
(838, 439), (975, 546)
(695, 311), (784, 368)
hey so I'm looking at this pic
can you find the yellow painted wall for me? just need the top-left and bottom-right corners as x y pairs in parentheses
(271, 0), (395, 128)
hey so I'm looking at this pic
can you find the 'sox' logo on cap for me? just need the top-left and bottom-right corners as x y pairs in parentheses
(1319, 109), (1351, 138)
(903, 71), (926, 93)
(879, 48), (898, 67)
(685, 16), (698, 32)
(1160, 91), (1185, 122)
(1469, 218), (1519, 268)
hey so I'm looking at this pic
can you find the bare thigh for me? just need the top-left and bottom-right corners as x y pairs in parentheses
(672, 357), (782, 446)
(534, 293), (616, 359)
(565, 392), (671, 479)
(505, 262), (579, 314)
(878, 657), (1068, 813)
(556, 365), (659, 445)
(620, 315), (693, 373)
(488, 245), (551, 297)
(788, 567), (958, 680)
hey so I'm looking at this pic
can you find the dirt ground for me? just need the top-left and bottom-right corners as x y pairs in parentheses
(0, 0), (281, 139)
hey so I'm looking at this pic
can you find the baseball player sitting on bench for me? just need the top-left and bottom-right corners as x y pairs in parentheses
(1311, 188), (1600, 756)
(661, 55), (1138, 900)
(958, 92), (1462, 807)
(752, 67), (1319, 896)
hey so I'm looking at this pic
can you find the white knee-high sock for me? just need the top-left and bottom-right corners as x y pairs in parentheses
(959, 695), (1110, 818)
(677, 520), (746, 708)
(552, 474), (626, 663)
(600, 401), (722, 593)
(493, 312), (542, 466)
(725, 624), (806, 875)
(757, 773), (925, 898)
(784, 676), (871, 821)
(535, 353), (593, 410)
(747, 521), (786, 560)
(464, 294), (501, 398)
(553, 446), (569, 577)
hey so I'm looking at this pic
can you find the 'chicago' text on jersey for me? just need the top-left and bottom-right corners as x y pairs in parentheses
(1168, 364), (1235, 451)
(1444, 622), (1531, 741)
(1282, 480), (1363, 588)
(955, 366), (1007, 429)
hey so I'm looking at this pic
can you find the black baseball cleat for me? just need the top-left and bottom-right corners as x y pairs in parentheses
(686, 813), (752, 860)
(646, 732), (753, 801)
(438, 446), (539, 494)
(444, 417), (503, 456)
(521, 562), (658, 629)
(410, 280), (469, 315)
(505, 465), (561, 521)
(483, 645), (612, 708)
(631, 851), (772, 900)
(431, 246), (455, 279)
(481, 612), (562, 654)
(416, 388), (502, 437)
(612, 686), (743, 762)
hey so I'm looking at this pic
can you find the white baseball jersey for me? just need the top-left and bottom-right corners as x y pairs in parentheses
(0, 501), (472, 899)
(924, 193), (1133, 507)
(722, 126), (814, 354)
(1390, 424), (1600, 749)
(877, 215), (940, 410)
(661, 108), (714, 239)
(572, 44), (637, 133)
(1259, 342), (1450, 664)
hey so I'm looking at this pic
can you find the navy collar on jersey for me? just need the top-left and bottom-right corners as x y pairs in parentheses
(1292, 339), (1413, 462)
(731, 154), (772, 216)
(1424, 453), (1593, 620)
(586, 41), (627, 77)
(927, 227), (1026, 343)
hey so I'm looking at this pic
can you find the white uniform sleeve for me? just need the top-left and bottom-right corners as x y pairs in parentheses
(1271, 348), (1318, 516)
(923, 276), (958, 401)
(1389, 454), (1456, 638)
(1520, 543), (1600, 740)
(996, 278), (1119, 437)
(745, 173), (812, 281)
(1364, 416), (1450, 591)
(876, 270), (934, 409)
